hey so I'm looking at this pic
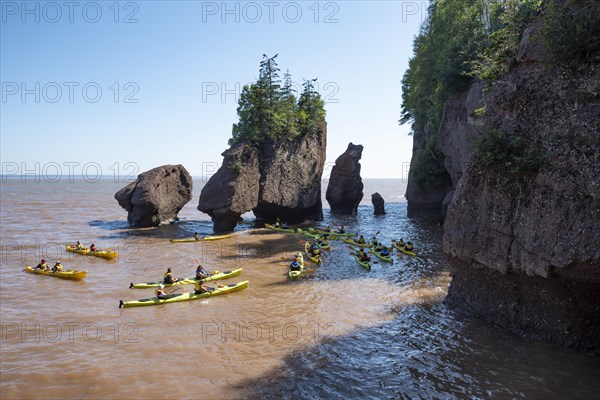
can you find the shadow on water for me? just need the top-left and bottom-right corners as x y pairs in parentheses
(234, 302), (600, 400)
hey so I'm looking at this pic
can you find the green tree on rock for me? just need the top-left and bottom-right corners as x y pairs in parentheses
(229, 55), (326, 146)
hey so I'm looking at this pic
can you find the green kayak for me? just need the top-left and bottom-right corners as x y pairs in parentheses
(354, 255), (371, 270)
(119, 281), (249, 308)
(371, 246), (393, 263)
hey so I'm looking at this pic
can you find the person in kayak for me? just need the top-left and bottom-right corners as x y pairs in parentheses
(374, 243), (384, 252)
(194, 232), (200, 241)
(357, 235), (366, 244)
(194, 280), (223, 295)
(274, 217), (282, 228)
(89, 243), (98, 252)
(380, 247), (390, 257)
(155, 284), (178, 299)
(338, 226), (346, 233)
(75, 241), (84, 250)
(405, 242), (414, 252)
(195, 264), (211, 280)
(289, 259), (302, 272)
(35, 259), (49, 270)
(309, 247), (320, 258)
(357, 249), (370, 262)
(52, 261), (63, 272)
(163, 267), (180, 284)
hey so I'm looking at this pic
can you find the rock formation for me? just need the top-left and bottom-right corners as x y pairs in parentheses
(325, 143), (364, 214)
(253, 125), (327, 223)
(198, 144), (260, 232)
(115, 165), (193, 227)
(439, 19), (600, 352)
(198, 124), (327, 232)
(372, 193), (385, 215)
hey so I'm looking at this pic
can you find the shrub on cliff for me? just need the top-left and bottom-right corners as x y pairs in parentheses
(229, 55), (326, 146)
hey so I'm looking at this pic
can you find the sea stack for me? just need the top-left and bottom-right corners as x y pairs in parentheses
(198, 143), (260, 232)
(372, 193), (385, 215)
(115, 164), (193, 227)
(325, 142), (364, 214)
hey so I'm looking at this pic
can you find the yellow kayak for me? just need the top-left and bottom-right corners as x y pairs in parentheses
(288, 252), (304, 280)
(129, 268), (243, 288)
(66, 245), (117, 259)
(24, 266), (87, 280)
(304, 242), (321, 265)
(341, 237), (370, 247)
(119, 280), (249, 308)
(169, 234), (232, 243)
(392, 240), (416, 256)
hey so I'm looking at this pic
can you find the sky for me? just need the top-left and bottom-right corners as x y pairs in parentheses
(1, 0), (428, 179)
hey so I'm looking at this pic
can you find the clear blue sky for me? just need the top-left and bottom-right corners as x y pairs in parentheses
(1, 0), (427, 179)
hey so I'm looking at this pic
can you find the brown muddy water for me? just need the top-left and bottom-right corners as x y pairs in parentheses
(1, 178), (598, 399)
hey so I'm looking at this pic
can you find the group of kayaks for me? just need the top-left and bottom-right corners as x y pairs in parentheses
(23, 243), (118, 281)
(271, 223), (418, 276)
(24, 234), (249, 309)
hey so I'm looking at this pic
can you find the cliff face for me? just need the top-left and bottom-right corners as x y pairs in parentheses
(405, 122), (452, 219)
(440, 22), (600, 351)
(199, 125), (327, 231)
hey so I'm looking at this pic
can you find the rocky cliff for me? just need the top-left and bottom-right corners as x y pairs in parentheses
(115, 164), (193, 227)
(439, 20), (600, 352)
(405, 121), (453, 219)
(325, 142), (364, 214)
(199, 125), (327, 231)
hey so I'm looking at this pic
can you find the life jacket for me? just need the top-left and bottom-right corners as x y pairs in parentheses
(53, 265), (63, 272)
(155, 288), (165, 297)
(164, 272), (174, 283)
(358, 236), (365, 244)
(399, 239), (405, 246)
(406, 244), (413, 251)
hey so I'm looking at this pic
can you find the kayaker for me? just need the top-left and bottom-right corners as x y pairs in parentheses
(90, 243), (97, 252)
(398, 238), (405, 247)
(155, 284), (175, 299)
(374, 243), (384, 253)
(380, 247), (390, 257)
(289, 260), (302, 272)
(75, 241), (84, 250)
(338, 226), (346, 233)
(405, 242), (414, 252)
(310, 247), (320, 258)
(358, 250), (370, 262)
(194, 232), (200, 241)
(194, 280), (222, 295)
(52, 261), (63, 272)
(35, 259), (49, 270)
(195, 264), (211, 280)
(164, 267), (180, 284)
(357, 235), (366, 244)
